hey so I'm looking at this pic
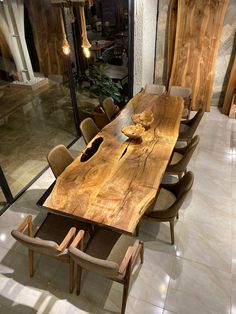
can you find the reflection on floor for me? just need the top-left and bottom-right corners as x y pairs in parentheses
(0, 107), (236, 314)
(0, 83), (77, 203)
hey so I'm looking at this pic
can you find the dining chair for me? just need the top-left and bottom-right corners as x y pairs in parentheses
(166, 135), (199, 180)
(169, 86), (192, 119)
(144, 84), (166, 95)
(178, 109), (204, 144)
(80, 117), (100, 145)
(11, 213), (89, 292)
(102, 97), (119, 121)
(69, 227), (144, 314)
(47, 144), (74, 178)
(143, 171), (194, 244)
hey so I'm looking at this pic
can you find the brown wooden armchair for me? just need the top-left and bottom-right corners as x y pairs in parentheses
(178, 109), (204, 144)
(69, 228), (144, 314)
(102, 97), (120, 121)
(169, 86), (192, 120)
(47, 144), (74, 178)
(143, 171), (194, 244)
(166, 135), (199, 180)
(80, 117), (100, 144)
(11, 213), (88, 292)
(144, 84), (166, 95)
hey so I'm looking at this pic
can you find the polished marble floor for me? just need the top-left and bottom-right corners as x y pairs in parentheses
(0, 107), (235, 314)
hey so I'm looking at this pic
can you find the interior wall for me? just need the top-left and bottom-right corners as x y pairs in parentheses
(133, 0), (158, 95)
(154, 0), (236, 107)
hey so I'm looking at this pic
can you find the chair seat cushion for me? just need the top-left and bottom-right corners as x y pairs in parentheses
(179, 123), (190, 133)
(86, 228), (135, 265)
(170, 152), (183, 165)
(35, 213), (87, 245)
(146, 188), (176, 214)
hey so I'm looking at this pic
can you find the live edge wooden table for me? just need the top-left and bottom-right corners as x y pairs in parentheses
(38, 93), (183, 235)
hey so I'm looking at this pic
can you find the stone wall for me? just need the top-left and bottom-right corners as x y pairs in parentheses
(154, 0), (236, 107)
(133, 0), (158, 95)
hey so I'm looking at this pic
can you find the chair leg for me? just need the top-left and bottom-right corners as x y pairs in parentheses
(177, 173), (182, 181)
(176, 211), (179, 219)
(121, 277), (130, 314)
(28, 249), (33, 277)
(77, 265), (82, 296)
(69, 259), (74, 293)
(135, 224), (140, 237)
(169, 218), (175, 245)
(140, 241), (144, 264)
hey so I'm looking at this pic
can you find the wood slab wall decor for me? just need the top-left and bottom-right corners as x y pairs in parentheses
(167, 0), (177, 87)
(25, 0), (67, 77)
(0, 29), (15, 76)
(169, 0), (228, 112)
(222, 55), (236, 115)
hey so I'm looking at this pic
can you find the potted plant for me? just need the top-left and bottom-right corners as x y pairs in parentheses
(88, 64), (122, 105)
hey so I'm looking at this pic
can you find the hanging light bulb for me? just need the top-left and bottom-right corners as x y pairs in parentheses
(62, 38), (70, 55)
(83, 47), (91, 58)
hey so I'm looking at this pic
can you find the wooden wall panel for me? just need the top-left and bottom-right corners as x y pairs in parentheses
(167, 0), (177, 87)
(222, 55), (236, 115)
(169, 0), (228, 111)
(25, 0), (67, 77)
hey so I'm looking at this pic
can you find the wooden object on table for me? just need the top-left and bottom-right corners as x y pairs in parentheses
(168, 0), (228, 112)
(43, 93), (183, 234)
(229, 92), (236, 119)
(222, 56), (236, 115)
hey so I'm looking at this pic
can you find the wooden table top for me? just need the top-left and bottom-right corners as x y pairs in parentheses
(43, 93), (183, 234)
(90, 40), (114, 52)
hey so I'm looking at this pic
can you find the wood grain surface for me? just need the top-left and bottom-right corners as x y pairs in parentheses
(44, 93), (183, 234)
(169, 0), (228, 112)
(222, 55), (236, 115)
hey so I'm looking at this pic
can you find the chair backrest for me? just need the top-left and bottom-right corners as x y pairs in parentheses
(144, 84), (166, 95)
(11, 230), (62, 257)
(80, 117), (99, 145)
(47, 144), (74, 178)
(69, 246), (119, 278)
(173, 135), (200, 172)
(169, 86), (192, 99)
(166, 171), (194, 218)
(102, 97), (118, 121)
(182, 109), (204, 139)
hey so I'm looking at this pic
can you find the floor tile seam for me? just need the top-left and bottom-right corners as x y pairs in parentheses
(125, 294), (165, 313)
(173, 254), (232, 276)
(162, 252), (175, 313)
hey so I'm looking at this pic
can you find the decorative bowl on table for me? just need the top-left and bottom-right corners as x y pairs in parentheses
(131, 110), (154, 128)
(122, 124), (145, 140)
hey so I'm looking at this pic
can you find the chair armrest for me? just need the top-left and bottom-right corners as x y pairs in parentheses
(57, 227), (76, 252)
(118, 246), (134, 274)
(70, 230), (85, 250)
(17, 215), (33, 236)
(131, 240), (143, 266)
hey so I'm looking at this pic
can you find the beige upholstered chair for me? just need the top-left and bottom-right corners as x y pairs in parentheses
(80, 117), (100, 145)
(144, 84), (166, 95)
(102, 97), (119, 121)
(69, 228), (144, 314)
(143, 171), (194, 244)
(178, 109), (204, 144)
(169, 86), (192, 119)
(166, 135), (199, 180)
(47, 144), (74, 178)
(11, 213), (88, 292)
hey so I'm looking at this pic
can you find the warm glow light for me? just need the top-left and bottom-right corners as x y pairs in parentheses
(83, 47), (91, 59)
(62, 39), (70, 55)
